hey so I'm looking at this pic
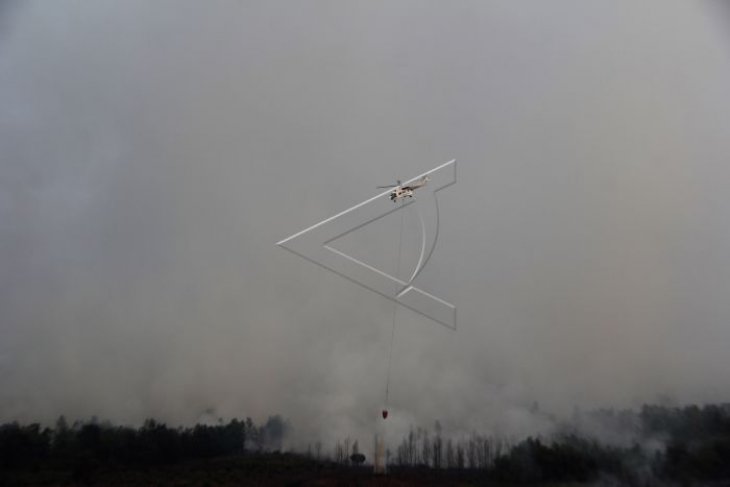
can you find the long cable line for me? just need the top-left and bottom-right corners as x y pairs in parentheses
(384, 203), (406, 413)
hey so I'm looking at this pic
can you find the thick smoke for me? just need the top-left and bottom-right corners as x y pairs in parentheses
(2, 1), (730, 450)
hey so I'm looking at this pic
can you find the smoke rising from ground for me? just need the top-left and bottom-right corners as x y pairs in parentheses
(2, 1), (730, 449)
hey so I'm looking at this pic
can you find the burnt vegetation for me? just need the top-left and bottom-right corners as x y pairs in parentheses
(1, 404), (730, 485)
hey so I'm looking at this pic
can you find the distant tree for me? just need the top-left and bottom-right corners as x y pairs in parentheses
(52, 416), (73, 460)
(475, 434), (491, 469)
(445, 439), (455, 469)
(407, 428), (415, 466)
(261, 415), (287, 451)
(456, 442), (465, 469)
(314, 440), (322, 460)
(350, 440), (365, 466)
(244, 417), (260, 452)
(343, 437), (351, 464)
(334, 440), (345, 464)
(421, 431), (431, 467)
(467, 435), (477, 468)
(432, 420), (443, 469)
(77, 422), (102, 457)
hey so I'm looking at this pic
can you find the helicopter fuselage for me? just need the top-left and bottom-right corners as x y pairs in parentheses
(390, 187), (415, 201)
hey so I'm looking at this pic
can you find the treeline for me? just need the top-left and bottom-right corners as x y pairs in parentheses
(0, 415), (287, 470)
(374, 403), (730, 485)
(2, 404), (730, 485)
(641, 404), (730, 483)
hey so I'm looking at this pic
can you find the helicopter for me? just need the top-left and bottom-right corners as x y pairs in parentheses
(378, 175), (430, 202)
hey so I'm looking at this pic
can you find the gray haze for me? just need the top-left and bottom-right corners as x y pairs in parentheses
(2, 1), (730, 448)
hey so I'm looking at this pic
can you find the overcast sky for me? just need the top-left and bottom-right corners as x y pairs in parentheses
(2, 1), (730, 448)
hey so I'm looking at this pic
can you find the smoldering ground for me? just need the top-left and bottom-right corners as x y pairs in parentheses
(2, 1), (730, 451)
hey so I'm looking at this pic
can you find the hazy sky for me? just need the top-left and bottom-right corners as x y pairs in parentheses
(2, 1), (730, 448)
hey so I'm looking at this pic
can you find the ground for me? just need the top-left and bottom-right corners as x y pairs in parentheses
(0, 454), (594, 487)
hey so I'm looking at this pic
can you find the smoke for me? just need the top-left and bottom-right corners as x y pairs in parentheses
(2, 0), (730, 451)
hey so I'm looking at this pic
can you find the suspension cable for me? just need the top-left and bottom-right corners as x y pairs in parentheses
(384, 203), (406, 408)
